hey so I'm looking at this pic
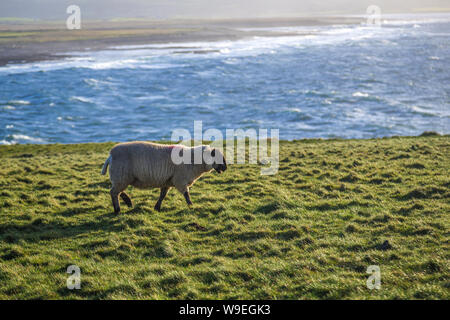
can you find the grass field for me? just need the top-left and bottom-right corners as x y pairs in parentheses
(0, 135), (448, 299)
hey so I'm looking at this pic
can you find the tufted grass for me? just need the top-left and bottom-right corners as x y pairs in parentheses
(0, 135), (449, 299)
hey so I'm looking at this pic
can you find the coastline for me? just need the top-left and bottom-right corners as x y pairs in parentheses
(1, 14), (448, 145)
(0, 132), (446, 149)
(0, 16), (364, 66)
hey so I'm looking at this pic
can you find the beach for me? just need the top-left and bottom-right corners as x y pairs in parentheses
(0, 16), (364, 66)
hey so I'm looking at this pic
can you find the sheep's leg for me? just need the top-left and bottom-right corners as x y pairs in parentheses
(175, 184), (193, 207)
(110, 187), (121, 214)
(120, 192), (133, 208)
(154, 187), (169, 212)
(183, 190), (193, 206)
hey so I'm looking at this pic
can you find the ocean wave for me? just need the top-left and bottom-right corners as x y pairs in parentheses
(352, 92), (369, 97)
(0, 25), (396, 74)
(83, 78), (115, 87)
(349, 12), (450, 26)
(0, 55), (188, 74)
(6, 100), (30, 105)
(381, 17), (450, 26)
(1, 134), (46, 145)
(70, 96), (94, 104)
(409, 105), (442, 117)
(0, 17), (441, 74)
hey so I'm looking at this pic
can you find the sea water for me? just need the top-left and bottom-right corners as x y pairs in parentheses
(0, 14), (449, 144)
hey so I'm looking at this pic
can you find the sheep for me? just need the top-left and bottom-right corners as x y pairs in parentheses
(101, 141), (227, 213)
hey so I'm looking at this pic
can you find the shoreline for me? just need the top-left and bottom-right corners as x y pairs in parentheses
(0, 132), (446, 148)
(0, 16), (364, 66)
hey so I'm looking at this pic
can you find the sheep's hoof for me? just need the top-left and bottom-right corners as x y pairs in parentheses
(114, 208), (121, 214)
(154, 204), (161, 212)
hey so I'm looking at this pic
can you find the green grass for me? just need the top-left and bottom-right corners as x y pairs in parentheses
(0, 135), (449, 299)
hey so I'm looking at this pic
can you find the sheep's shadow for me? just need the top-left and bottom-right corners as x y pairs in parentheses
(0, 212), (124, 244)
(123, 202), (152, 215)
(86, 181), (110, 189)
(59, 205), (105, 217)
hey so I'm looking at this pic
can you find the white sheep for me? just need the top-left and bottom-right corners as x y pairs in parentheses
(101, 142), (227, 213)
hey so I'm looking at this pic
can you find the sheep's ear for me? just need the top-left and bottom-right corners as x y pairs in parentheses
(211, 148), (216, 157)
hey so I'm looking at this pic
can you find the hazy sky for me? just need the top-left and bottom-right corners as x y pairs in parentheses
(1, 0), (449, 20)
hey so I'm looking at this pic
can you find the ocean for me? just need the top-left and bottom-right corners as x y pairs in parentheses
(1, 14), (449, 144)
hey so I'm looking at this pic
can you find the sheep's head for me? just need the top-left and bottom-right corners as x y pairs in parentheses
(208, 148), (227, 174)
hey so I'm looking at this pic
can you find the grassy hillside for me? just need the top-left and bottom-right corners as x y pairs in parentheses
(0, 135), (448, 299)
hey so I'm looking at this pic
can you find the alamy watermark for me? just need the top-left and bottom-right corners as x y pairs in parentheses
(66, 5), (81, 30)
(365, 5), (382, 27)
(67, 265), (81, 290)
(366, 265), (381, 290)
(170, 121), (279, 175)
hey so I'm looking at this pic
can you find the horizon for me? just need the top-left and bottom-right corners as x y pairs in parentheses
(0, 11), (449, 25)
(1, 0), (450, 20)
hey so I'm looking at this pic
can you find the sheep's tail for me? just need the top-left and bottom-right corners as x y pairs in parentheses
(101, 154), (112, 175)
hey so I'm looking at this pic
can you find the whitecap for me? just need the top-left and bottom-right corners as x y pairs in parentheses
(2, 134), (46, 144)
(7, 100), (30, 105)
(83, 78), (100, 86)
(352, 92), (369, 97)
(410, 106), (436, 117)
(139, 63), (186, 69)
(70, 96), (94, 104)
(12, 134), (45, 142)
(136, 95), (167, 101)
